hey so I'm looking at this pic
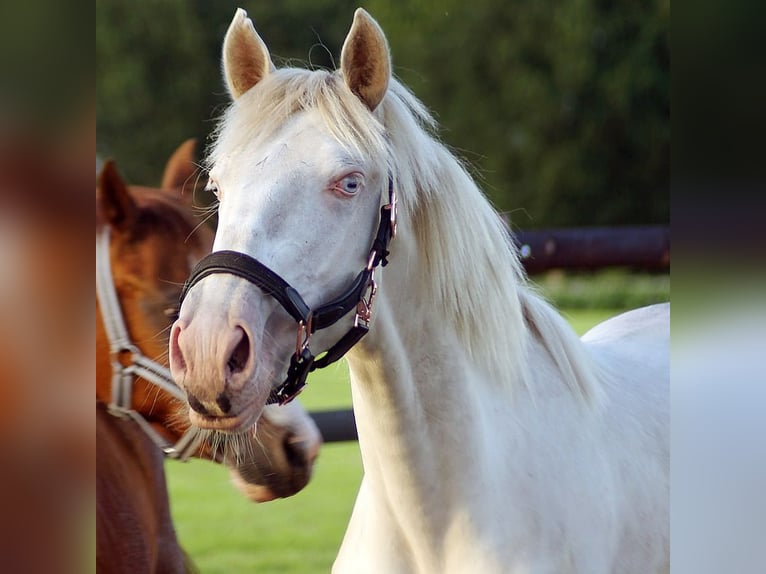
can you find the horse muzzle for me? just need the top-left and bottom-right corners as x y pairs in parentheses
(169, 310), (265, 432)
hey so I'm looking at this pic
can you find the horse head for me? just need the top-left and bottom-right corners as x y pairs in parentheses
(169, 9), (393, 433)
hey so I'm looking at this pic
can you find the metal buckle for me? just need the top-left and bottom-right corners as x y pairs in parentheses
(295, 313), (313, 356)
(388, 189), (397, 240)
(354, 278), (377, 328)
(111, 343), (141, 369)
(366, 251), (377, 272)
(277, 347), (314, 405)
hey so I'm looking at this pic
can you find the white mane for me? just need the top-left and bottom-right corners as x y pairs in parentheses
(207, 68), (603, 403)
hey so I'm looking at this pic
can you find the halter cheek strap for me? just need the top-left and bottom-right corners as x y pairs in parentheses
(178, 178), (396, 405)
(96, 227), (203, 460)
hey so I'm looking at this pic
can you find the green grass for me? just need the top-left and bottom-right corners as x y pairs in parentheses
(560, 307), (622, 335)
(166, 307), (630, 573)
(531, 269), (669, 309)
(167, 442), (362, 573)
(167, 365), (359, 574)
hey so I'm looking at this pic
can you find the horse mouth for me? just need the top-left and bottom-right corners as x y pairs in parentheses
(229, 433), (314, 501)
(189, 403), (260, 433)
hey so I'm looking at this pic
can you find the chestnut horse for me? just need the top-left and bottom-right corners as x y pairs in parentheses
(96, 141), (321, 573)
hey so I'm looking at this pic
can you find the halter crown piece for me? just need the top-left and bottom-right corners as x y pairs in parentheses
(96, 227), (204, 460)
(179, 178), (397, 405)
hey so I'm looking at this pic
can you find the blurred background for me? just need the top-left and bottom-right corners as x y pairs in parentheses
(0, 1), (92, 572)
(96, 0), (669, 230)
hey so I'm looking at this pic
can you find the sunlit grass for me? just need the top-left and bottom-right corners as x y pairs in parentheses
(167, 442), (361, 573)
(167, 364), (358, 574)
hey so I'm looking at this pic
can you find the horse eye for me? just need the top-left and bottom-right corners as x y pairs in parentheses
(205, 179), (220, 199)
(163, 306), (179, 321)
(338, 173), (363, 195)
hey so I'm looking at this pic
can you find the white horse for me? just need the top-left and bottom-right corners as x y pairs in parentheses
(169, 8), (669, 573)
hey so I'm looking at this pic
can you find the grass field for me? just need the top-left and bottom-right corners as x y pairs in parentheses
(165, 307), (625, 573)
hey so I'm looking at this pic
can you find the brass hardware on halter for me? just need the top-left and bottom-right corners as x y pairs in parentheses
(295, 314), (314, 356)
(387, 189), (398, 240)
(366, 251), (377, 272)
(355, 279), (377, 328)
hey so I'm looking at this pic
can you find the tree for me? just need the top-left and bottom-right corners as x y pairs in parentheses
(368, 0), (669, 227)
(97, 0), (669, 227)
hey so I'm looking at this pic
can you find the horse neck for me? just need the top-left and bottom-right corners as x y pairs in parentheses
(342, 212), (605, 563)
(343, 233), (529, 555)
(97, 403), (166, 488)
(96, 404), (188, 574)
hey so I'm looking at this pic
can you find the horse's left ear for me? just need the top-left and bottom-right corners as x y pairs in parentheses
(222, 8), (274, 100)
(161, 138), (197, 191)
(341, 9), (391, 111)
(97, 160), (136, 230)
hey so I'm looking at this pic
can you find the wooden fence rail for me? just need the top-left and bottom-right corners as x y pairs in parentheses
(514, 225), (670, 274)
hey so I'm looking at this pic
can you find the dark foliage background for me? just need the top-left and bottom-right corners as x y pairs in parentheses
(97, 0), (668, 228)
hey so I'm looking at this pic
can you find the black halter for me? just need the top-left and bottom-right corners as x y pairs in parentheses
(178, 179), (396, 405)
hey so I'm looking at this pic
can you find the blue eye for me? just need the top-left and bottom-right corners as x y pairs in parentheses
(337, 173), (363, 195)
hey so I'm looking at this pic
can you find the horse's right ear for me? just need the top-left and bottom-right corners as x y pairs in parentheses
(161, 138), (197, 191)
(222, 8), (274, 100)
(97, 160), (135, 229)
(340, 9), (391, 111)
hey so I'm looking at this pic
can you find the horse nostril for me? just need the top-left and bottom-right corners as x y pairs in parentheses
(187, 393), (211, 416)
(216, 392), (232, 414)
(169, 322), (187, 374)
(227, 327), (251, 374)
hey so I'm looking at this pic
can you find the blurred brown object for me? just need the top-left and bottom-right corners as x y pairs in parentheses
(0, 108), (93, 574)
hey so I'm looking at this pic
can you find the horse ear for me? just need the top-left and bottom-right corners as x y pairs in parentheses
(161, 138), (197, 191)
(97, 160), (135, 229)
(340, 9), (391, 111)
(222, 8), (274, 100)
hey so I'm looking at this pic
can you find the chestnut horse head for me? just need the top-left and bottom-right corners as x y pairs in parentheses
(96, 140), (321, 501)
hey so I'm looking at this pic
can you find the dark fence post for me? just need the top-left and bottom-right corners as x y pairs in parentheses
(515, 225), (670, 273)
(309, 409), (357, 442)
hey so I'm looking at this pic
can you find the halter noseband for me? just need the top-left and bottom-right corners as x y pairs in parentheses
(96, 227), (203, 460)
(178, 178), (397, 405)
